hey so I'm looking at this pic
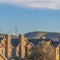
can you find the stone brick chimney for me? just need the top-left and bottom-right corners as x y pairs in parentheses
(19, 34), (27, 58)
(5, 34), (12, 59)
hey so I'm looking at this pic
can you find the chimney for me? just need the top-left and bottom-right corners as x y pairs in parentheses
(19, 34), (26, 58)
(5, 34), (12, 59)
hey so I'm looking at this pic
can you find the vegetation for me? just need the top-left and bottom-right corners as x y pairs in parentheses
(27, 40), (55, 60)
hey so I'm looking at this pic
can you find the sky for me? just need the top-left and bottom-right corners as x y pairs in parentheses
(0, 0), (60, 35)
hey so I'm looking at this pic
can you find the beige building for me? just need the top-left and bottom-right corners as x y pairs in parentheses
(0, 34), (12, 60)
(0, 34), (60, 60)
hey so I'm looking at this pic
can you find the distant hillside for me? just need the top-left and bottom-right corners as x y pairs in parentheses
(25, 31), (60, 41)
(0, 31), (60, 41)
(0, 33), (17, 38)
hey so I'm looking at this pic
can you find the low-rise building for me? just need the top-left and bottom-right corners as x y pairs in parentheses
(0, 34), (60, 60)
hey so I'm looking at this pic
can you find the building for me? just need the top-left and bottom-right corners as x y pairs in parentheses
(52, 41), (60, 60)
(56, 44), (60, 60)
(0, 34), (60, 60)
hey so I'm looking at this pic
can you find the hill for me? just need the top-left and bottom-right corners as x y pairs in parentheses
(24, 31), (60, 41)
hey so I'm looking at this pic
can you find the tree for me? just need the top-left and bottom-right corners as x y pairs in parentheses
(28, 40), (55, 60)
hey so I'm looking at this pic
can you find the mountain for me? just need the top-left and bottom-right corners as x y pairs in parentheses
(24, 31), (60, 41)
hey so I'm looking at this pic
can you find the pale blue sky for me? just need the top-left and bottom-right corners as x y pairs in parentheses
(0, 2), (60, 34)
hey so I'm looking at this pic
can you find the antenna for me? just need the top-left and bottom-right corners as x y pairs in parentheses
(15, 26), (18, 36)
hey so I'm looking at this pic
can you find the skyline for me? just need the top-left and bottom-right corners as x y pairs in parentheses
(0, 1), (60, 35)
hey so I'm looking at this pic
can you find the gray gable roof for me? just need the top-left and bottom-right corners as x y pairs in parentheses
(52, 41), (60, 47)
(0, 37), (4, 41)
(28, 39), (50, 45)
(11, 38), (20, 47)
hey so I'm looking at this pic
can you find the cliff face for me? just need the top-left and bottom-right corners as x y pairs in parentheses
(25, 31), (60, 41)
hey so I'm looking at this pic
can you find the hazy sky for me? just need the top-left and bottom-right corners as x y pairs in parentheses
(0, 0), (60, 34)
